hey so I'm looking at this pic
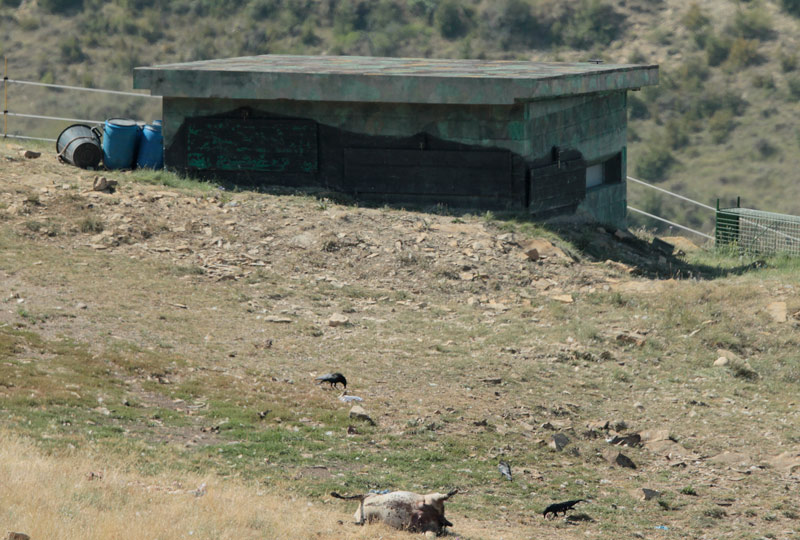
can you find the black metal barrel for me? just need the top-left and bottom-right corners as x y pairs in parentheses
(56, 124), (102, 169)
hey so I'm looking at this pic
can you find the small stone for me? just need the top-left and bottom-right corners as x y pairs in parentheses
(328, 313), (350, 327)
(76, 302), (88, 310)
(603, 449), (637, 469)
(588, 419), (610, 431)
(552, 294), (574, 304)
(264, 315), (293, 323)
(716, 348), (740, 362)
(613, 420), (628, 431)
(766, 451), (800, 473)
(714, 356), (729, 367)
(524, 247), (540, 261)
(20, 150), (41, 159)
(549, 433), (570, 451)
(6, 533), (31, 540)
(349, 405), (375, 425)
(641, 488), (661, 501)
(766, 301), (787, 323)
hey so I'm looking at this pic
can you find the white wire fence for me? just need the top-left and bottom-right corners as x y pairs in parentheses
(626, 175), (715, 241)
(3, 58), (159, 143)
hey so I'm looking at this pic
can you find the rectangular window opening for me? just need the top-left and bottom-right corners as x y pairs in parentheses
(586, 152), (622, 189)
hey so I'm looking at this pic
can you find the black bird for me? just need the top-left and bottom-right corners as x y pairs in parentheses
(315, 372), (347, 389)
(542, 499), (585, 519)
(498, 460), (512, 481)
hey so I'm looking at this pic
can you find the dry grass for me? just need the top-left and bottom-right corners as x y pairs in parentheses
(0, 430), (438, 540)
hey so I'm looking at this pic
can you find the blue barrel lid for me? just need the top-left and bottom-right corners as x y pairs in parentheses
(106, 118), (138, 127)
(152, 119), (162, 126)
(144, 123), (162, 133)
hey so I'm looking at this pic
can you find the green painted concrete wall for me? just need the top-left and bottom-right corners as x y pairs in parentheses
(162, 97), (528, 155)
(163, 90), (631, 227)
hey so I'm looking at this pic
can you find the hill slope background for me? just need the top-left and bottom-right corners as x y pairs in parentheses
(2, 0), (800, 232)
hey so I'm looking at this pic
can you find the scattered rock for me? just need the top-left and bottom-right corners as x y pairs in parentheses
(608, 433), (641, 447)
(349, 405), (375, 425)
(519, 238), (567, 260)
(713, 356), (729, 367)
(766, 301), (787, 323)
(551, 294), (574, 304)
(481, 377), (502, 385)
(328, 313), (350, 327)
(616, 332), (646, 347)
(638, 429), (671, 443)
(603, 449), (637, 469)
(92, 176), (118, 193)
(6, 533), (30, 540)
(524, 247), (540, 261)
(549, 433), (570, 451)
(709, 451), (751, 467)
(264, 315), (293, 323)
(765, 451), (800, 473)
(19, 150), (41, 159)
(640, 488), (662, 501)
(588, 420), (610, 431)
(612, 420), (628, 432)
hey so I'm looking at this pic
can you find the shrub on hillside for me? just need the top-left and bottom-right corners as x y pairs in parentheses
(556, 0), (623, 49)
(730, 5), (775, 41)
(780, 51), (798, 72)
(725, 38), (762, 69)
(482, 0), (552, 51)
(38, 0), (83, 13)
(705, 33), (731, 66)
(787, 76), (800, 101)
(780, 0), (800, 17)
(58, 36), (85, 64)
(1, 0), (23, 7)
(247, 0), (279, 20)
(635, 144), (675, 182)
(682, 2), (709, 32)
(754, 138), (778, 159)
(708, 109), (735, 143)
(434, 0), (472, 39)
(628, 93), (650, 120)
(665, 119), (690, 150)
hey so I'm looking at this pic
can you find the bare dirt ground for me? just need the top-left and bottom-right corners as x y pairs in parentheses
(2, 141), (800, 540)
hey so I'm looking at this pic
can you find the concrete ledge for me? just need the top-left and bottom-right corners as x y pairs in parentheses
(134, 55), (658, 105)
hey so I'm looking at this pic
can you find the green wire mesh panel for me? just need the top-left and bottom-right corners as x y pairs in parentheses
(716, 207), (800, 256)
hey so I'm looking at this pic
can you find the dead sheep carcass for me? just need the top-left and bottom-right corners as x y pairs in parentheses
(331, 489), (458, 534)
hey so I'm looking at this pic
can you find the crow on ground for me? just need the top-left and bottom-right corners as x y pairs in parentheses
(315, 372), (347, 389)
(542, 499), (585, 519)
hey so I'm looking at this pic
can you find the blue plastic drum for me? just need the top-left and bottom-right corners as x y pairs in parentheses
(102, 118), (140, 170)
(136, 122), (164, 170)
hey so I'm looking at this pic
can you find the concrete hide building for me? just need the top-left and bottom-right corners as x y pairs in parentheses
(133, 55), (658, 226)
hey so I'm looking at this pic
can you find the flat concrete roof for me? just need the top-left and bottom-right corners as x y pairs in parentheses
(134, 55), (658, 106)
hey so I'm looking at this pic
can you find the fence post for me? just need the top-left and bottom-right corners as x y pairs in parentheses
(3, 56), (7, 139)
